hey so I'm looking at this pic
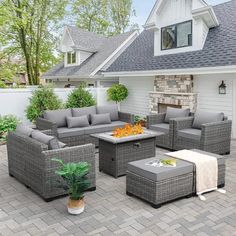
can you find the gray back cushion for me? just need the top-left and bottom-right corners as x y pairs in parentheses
(91, 113), (111, 126)
(16, 124), (33, 137)
(43, 109), (72, 128)
(165, 107), (190, 123)
(31, 130), (60, 150)
(192, 110), (224, 129)
(66, 115), (90, 128)
(72, 106), (96, 122)
(96, 105), (119, 121)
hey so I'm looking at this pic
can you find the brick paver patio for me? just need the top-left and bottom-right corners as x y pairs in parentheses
(0, 143), (235, 236)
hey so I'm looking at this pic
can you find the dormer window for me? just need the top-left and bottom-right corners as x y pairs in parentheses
(67, 52), (76, 64)
(161, 20), (192, 50)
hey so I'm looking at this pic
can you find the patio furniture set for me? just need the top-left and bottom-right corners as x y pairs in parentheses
(6, 105), (232, 207)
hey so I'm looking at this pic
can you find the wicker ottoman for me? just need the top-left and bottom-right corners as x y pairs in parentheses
(126, 149), (226, 208)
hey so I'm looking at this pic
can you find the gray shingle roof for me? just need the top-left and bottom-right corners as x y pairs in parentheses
(107, 0), (236, 73)
(67, 26), (104, 52)
(43, 28), (135, 78)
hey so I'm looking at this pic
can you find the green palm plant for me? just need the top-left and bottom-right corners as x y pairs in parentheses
(53, 159), (90, 200)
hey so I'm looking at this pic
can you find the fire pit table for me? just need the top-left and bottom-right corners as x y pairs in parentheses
(91, 130), (164, 178)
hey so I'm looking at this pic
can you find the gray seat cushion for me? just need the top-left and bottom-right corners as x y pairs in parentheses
(72, 106), (96, 123)
(57, 127), (85, 138)
(165, 107), (190, 123)
(16, 124), (33, 137)
(178, 128), (201, 141)
(66, 116), (89, 128)
(192, 110), (224, 129)
(84, 121), (127, 135)
(149, 123), (169, 134)
(91, 113), (111, 126)
(127, 157), (193, 182)
(96, 105), (119, 121)
(43, 109), (72, 128)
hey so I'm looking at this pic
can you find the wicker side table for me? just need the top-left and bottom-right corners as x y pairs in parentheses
(92, 130), (164, 178)
(126, 150), (226, 208)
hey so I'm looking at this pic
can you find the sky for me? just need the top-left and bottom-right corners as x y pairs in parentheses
(132, 0), (230, 29)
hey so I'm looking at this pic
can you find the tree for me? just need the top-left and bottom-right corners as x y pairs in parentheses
(107, 84), (128, 103)
(72, 0), (135, 36)
(72, 0), (110, 35)
(0, 0), (68, 85)
(109, 0), (134, 34)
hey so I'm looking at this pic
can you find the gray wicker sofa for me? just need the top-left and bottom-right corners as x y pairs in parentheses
(36, 105), (134, 147)
(147, 107), (191, 149)
(7, 130), (96, 201)
(173, 110), (232, 155)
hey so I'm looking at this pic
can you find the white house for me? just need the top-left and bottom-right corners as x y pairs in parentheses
(43, 26), (138, 88)
(103, 0), (236, 138)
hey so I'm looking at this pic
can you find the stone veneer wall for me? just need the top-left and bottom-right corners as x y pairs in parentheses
(154, 75), (193, 93)
(150, 75), (198, 113)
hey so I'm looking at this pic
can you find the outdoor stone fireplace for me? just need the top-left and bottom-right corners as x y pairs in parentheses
(149, 75), (198, 114)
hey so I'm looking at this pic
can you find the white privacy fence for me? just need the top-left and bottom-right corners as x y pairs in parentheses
(0, 88), (114, 121)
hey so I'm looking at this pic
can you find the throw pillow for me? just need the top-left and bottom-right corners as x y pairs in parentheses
(192, 110), (224, 129)
(96, 105), (119, 121)
(91, 113), (111, 126)
(31, 130), (60, 150)
(165, 107), (190, 123)
(72, 106), (96, 123)
(66, 116), (90, 128)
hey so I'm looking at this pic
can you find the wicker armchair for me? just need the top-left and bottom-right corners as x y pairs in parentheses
(173, 117), (232, 154)
(36, 111), (134, 147)
(7, 131), (96, 201)
(147, 113), (174, 149)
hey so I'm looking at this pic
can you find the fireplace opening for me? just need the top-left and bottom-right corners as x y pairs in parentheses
(158, 103), (182, 113)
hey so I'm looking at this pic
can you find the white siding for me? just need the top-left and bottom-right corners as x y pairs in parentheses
(119, 76), (155, 117)
(194, 74), (236, 138)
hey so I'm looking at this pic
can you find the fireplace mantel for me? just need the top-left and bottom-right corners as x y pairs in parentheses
(149, 91), (197, 96)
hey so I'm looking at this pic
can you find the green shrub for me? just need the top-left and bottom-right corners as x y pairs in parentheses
(0, 81), (6, 88)
(0, 115), (19, 142)
(65, 86), (96, 108)
(26, 85), (63, 122)
(107, 84), (128, 103)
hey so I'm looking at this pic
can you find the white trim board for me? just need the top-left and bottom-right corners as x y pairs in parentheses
(103, 65), (236, 77)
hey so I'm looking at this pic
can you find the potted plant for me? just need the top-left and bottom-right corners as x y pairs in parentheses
(134, 115), (147, 127)
(107, 84), (128, 104)
(53, 159), (91, 215)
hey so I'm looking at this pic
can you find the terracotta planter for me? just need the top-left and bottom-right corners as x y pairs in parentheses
(67, 197), (85, 215)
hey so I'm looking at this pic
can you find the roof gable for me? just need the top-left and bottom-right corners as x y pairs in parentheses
(106, 1), (236, 73)
(43, 29), (138, 78)
(145, 0), (208, 28)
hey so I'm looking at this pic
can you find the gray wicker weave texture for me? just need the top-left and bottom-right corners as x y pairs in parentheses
(147, 113), (174, 150)
(36, 111), (134, 147)
(99, 138), (156, 178)
(127, 171), (193, 207)
(173, 117), (232, 154)
(7, 132), (96, 201)
(126, 157), (225, 208)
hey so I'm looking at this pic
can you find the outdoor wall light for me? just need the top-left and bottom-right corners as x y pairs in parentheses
(219, 80), (226, 95)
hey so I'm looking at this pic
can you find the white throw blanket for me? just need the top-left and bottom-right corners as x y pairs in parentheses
(166, 150), (223, 200)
